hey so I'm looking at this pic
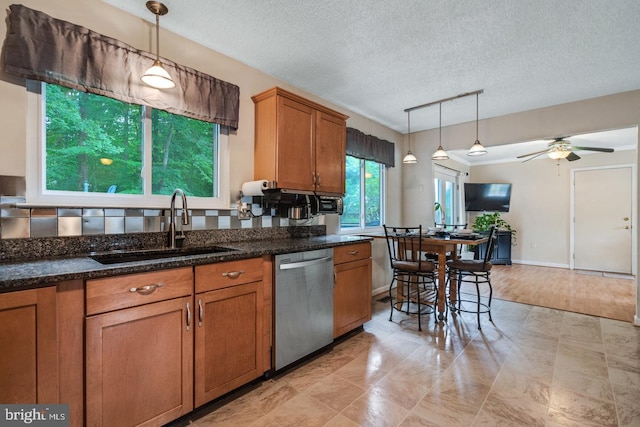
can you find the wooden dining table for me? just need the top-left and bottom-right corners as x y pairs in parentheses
(365, 232), (488, 320)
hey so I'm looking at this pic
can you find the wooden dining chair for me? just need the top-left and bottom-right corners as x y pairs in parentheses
(446, 225), (497, 329)
(383, 225), (437, 331)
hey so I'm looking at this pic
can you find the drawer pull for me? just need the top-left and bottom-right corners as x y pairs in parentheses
(222, 270), (244, 279)
(348, 250), (359, 256)
(198, 298), (203, 327)
(129, 283), (164, 294)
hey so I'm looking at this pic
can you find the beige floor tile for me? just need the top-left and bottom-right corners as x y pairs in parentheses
(490, 368), (551, 406)
(249, 394), (337, 427)
(167, 298), (640, 427)
(547, 386), (618, 427)
(304, 374), (366, 412)
(322, 413), (361, 427)
(340, 389), (409, 427)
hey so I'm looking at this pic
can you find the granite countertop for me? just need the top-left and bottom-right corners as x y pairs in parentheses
(0, 234), (372, 292)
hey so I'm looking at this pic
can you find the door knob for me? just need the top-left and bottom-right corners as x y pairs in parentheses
(624, 226), (630, 230)
(623, 217), (629, 221)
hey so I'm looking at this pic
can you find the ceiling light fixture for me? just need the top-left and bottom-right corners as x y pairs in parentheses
(547, 146), (571, 160)
(141, 1), (175, 90)
(467, 92), (487, 156)
(431, 103), (449, 160)
(402, 109), (418, 164)
(405, 89), (482, 163)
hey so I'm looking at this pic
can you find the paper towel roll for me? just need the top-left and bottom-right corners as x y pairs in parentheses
(242, 180), (269, 196)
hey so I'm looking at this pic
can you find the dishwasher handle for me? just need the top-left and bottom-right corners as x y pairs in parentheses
(279, 256), (333, 270)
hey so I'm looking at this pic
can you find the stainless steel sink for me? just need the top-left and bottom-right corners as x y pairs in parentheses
(90, 246), (237, 264)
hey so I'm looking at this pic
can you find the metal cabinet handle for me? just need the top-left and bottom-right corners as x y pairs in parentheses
(186, 302), (191, 331)
(333, 271), (337, 288)
(316, 173), (321, 184)
(348, 250), (359, 256)
(222, 270), (244, 279)
(198, 298), (203, 327)
(129, 282), (164, 294)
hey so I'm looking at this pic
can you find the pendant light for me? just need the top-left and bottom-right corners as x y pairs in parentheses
(467, 93), (487, 156)
(141, 1), (176, 89)
(402, 110), (418, 164)
(431, 103), (449, 160)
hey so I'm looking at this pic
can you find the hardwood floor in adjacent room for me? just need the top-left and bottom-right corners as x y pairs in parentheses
(487, 264), (636, 322)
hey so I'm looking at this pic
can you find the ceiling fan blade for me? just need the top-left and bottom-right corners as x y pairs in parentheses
(571, 146), (615, 153)
(517, 149), (549, 159)
(521, 152), (548, 163)
(566, 152), (581, 161)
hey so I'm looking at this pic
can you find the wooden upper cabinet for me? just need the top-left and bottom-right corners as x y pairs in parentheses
(252, 87), (348, 195)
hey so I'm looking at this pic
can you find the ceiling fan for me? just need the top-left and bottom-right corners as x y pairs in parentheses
(517, 137), (615, 162)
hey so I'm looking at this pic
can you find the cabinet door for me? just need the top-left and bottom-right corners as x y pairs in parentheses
(275, 95), (315, 191)
(315, 110), (346, 194)
(333, 258), (372, 338)
(86, 296), (193, 427)
(0, 287), (57, 404)
(195, 282), (263, 406)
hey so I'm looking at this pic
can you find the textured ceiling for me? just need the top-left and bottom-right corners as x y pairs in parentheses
(103, 0), (640, 135)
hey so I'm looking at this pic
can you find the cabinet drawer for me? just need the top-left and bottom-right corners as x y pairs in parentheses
(333, 242), (371, 264)
(86, 267), (193, 316)
(195, 257), (263, 293)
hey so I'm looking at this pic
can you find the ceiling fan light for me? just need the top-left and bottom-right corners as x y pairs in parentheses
(548, 147), (571, 160)
(403, 150), (418, 164)
(141, 60), (176, 89)
(467, 140), (487, 156)
(432, 145), (449, 160)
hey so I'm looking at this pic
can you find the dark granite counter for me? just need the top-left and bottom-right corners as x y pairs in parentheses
(0, 232), (371, 292)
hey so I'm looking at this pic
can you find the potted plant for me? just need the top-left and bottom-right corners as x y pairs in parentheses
(471, 212), (517, 246)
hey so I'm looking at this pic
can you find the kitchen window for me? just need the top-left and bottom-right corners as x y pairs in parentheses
(26, 82), (229, 209)
(340, 156), (385, 232)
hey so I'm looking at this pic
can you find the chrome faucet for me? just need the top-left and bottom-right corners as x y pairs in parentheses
(168, 188), (189, 249)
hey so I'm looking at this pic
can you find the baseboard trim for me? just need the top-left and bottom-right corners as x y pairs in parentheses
(510, 259), (570, 269)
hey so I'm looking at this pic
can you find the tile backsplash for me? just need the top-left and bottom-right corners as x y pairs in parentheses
(0, 176), (313, 239)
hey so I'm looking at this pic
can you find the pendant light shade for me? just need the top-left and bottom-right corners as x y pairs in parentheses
(467, 93), (487, 156)
(141, 1), (175, 89)
(432, 103), (449, 160)
(403, 110), (418, 164)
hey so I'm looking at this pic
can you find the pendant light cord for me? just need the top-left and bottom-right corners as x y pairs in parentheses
(476, 93), (479, 140)
(407, 110), (411, 151)
(439, 102), (442, 146)
(155, 13), (160, 61)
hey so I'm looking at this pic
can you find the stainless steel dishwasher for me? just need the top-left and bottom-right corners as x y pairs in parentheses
(274, 248), (334, 371)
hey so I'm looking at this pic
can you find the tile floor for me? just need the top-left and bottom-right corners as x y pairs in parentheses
(175, 297), (640, 427)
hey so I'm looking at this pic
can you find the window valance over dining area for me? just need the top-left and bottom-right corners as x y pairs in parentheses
(346, 127), (395, 167)
(2, 4), (240, 129)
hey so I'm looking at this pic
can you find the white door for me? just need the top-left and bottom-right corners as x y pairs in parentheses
(573, 166), (633, 274)
(433, 167), (462, 227)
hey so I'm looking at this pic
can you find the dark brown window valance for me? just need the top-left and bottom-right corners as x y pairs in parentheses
(2, 4), (240, 129)
(346, 127), (395, 167)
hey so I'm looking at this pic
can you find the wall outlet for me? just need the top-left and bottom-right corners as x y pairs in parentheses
(238, 203), (251, 220)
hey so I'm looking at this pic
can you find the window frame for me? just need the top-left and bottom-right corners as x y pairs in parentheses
(339, 156), (386, 234)
(25, 81), (230, 209)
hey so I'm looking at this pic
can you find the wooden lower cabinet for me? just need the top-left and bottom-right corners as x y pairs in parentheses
(85, 268), (194, 427)
(85, 296), (193, 427)
(0, 286), (57, 404)
(194, 258), (265, 407)
(194, 282), (263, 406)
(333, 243), (373, 338)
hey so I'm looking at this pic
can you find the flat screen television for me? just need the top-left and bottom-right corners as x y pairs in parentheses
(464, 183), (512, 212)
